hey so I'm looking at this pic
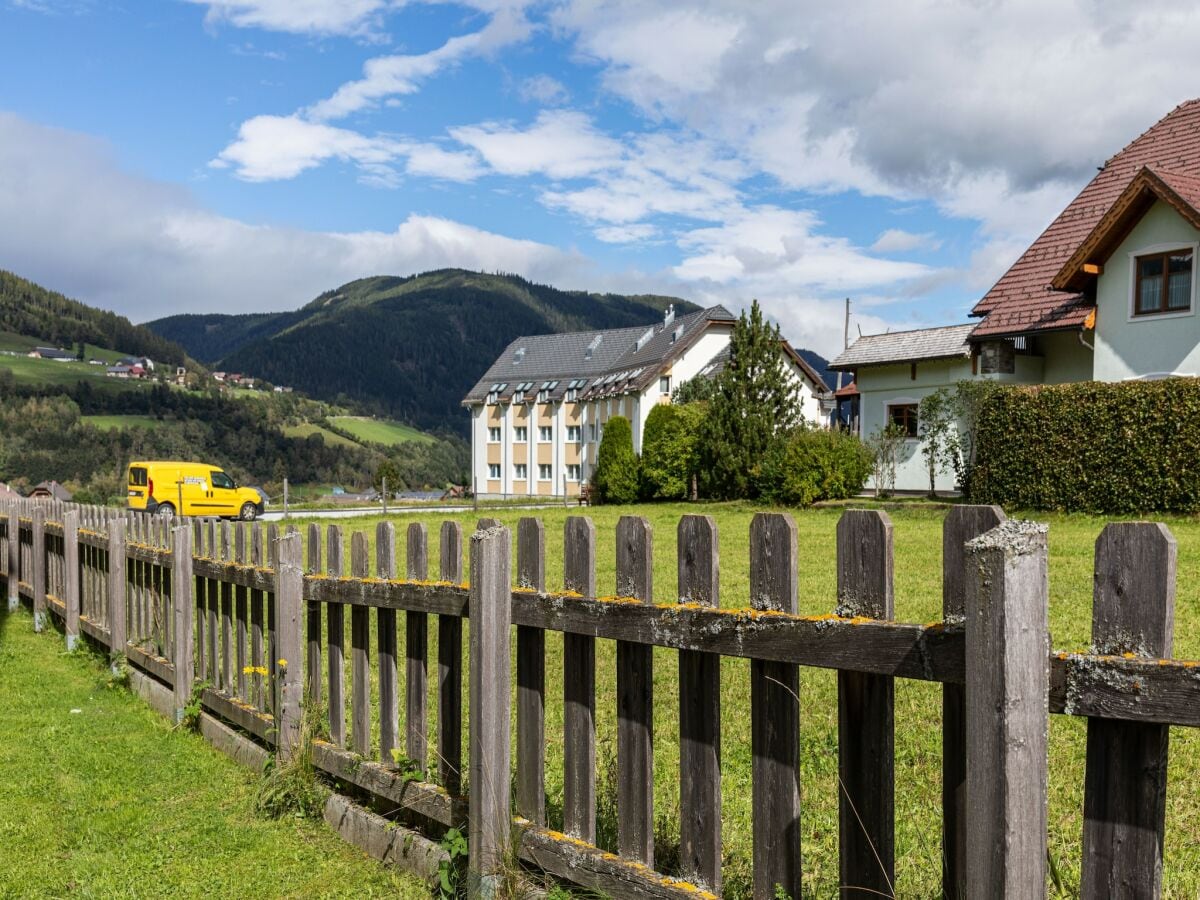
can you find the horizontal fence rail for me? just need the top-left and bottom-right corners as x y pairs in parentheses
(3, 497), (1199, 898)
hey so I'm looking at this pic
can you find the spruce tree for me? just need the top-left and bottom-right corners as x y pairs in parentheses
(700, 300), (799, 499)
(591, 415), (639, 504)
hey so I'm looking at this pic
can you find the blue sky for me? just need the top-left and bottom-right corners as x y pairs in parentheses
(4, 0), (1200, 356)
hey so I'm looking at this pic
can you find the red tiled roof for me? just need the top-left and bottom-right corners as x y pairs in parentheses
(971, 99), (1200, 338)
(833, 381), (859, 398)
(1052, 165), (1200, 293)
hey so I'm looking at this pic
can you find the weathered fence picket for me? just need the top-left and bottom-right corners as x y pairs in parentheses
(6, 498), (1200, 900)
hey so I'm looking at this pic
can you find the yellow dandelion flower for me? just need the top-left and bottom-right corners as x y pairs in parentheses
(277, 658), (288, 668)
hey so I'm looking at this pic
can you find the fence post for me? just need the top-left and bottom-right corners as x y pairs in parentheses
(32, 506), (46, 632)
(616, 515), (654, 865)
(439, 521), (464, 793)
(516, 518), (545, 824)
(376, 522), (399, 765)
(563, 516), (597, 842)
(283, 477), (289, 518)
(7, 505), (17, 612)
(171, 524), (195, 724)
(108, 518), (127, 669)
(836, 509), (895, 898)
(407, 523), (430, 770)
(276, 530), (304, 762)
(305, 523), (322, 706)
(678, 514), (721, 894)
(1081, 522), (1175, 897)
(468, 522), (512, 896)
(64, 509), (80, 651)
(964, 520), (1049, 897)
(941, 504), (1004, 898)
(750, 512), (800, 900)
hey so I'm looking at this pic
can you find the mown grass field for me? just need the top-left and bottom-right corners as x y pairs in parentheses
(82, 414), (159, 431)
(284, 422), (362, 448)
(284, 501), (1200, 898)
(329, 416), (434, 446)
(0, 605), (426, 899)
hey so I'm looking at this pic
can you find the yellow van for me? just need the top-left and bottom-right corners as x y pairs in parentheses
(127, 461), (265, 520)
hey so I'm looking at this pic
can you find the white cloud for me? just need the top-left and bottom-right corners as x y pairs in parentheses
(183, 0), (392, 36)
(0, 112), (584, 321)
(306, 9), (532, 120)
(211, 114), (483, 184)
(518, 74), (570, 106)
(593, 223), (657, 243)
(551, 0), (1200, 256)
(870, 228), (942, 254)
(450, 110), (622, 179)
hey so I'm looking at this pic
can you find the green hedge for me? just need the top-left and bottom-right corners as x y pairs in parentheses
(971, 379), (1200, 513)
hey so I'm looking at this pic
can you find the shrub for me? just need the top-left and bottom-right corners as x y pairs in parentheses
(640, 403), (705, 500)
(592, 415), (639, 504)
(971, 379), (1200, 513)
(759, 428), (873, 506)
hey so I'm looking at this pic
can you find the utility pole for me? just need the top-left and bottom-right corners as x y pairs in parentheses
(837, 297), (850, 391)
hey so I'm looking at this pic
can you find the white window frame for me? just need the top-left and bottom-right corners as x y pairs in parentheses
(538, 426), (553, 442)
(538, 464), (553, 481)
(487, 427), (501, 443)
(487, 463), (501, 479)
(514, 426), (528, 443)
(567, 464), (581, 481)
(567, 425), (581, 442)
(514, 463), (528, 480)
(1127, 241), (1199, 322)
(659, 375), (671, 394)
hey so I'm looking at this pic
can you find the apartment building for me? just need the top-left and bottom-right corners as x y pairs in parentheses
(462, 304), (829, 498)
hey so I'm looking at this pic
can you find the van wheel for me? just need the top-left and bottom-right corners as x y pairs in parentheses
(239, 503), (258, 522)
(156, 502), (176, 519)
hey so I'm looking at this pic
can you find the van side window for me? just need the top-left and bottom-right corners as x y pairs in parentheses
(211, 471), (235, 490)
(129, 467), (148, 487)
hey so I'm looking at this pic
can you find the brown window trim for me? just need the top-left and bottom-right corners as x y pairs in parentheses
(1134, 249), (1193, 316)
(886, 402), (919, 439)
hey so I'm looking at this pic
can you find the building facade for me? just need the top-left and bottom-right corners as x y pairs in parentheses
(833, 99), (1200, 492)
(463, 305), (829, 498)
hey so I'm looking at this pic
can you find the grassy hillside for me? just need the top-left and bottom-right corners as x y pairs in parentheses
(148, 268), (696, 434)
(329, 416), (435, 446)
(0, 270), (195, 369)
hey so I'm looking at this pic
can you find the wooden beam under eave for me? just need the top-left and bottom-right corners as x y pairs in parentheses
(1082, 263), (1103, 275)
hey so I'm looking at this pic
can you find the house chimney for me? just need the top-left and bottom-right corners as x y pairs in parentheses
(664, 304), (675, 327)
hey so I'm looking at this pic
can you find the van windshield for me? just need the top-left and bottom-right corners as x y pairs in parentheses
(211, 471), (235, 490)
(129, 467), (148, 486)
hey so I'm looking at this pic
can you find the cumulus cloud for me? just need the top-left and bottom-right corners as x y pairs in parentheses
(518, 74), (569, 105)
(0, 112), (584, 321)
(450, 110), (622, 179)
(870, 229), (942, 254)
(183, 0), (393, 36)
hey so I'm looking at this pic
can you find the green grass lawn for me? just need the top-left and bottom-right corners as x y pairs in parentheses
(0, 352), (140, 391)
(329, 416), (434, 446)
(0, 605), (426, 899)
(82, 414), (160, 431)
(282, 501), (1200, 898)
(284, 422), (363, 449)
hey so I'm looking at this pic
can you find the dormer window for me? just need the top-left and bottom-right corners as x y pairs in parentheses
(1135, 249), (1193, 315)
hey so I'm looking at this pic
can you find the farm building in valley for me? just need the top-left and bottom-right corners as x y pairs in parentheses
(463, 304), (829, 498)
(833, 98), (1200, 491)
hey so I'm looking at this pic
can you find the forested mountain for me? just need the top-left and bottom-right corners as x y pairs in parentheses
(0, 270), (194, 368)
(148, 269), (696, 434)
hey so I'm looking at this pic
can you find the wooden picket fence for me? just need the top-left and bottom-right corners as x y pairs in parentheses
(2, 498), (1200, 898)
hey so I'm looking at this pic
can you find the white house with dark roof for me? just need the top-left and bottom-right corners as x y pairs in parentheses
(463, 304), (829, 498)
(833, 99), (1200, 492)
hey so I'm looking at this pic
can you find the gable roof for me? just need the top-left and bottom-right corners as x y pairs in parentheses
(972, 99), (1200, 338)
(694, 340), (830, 393)
(1053, 165), (1200, 292)
(828, 323), (974, 370)
(462, 305), (736, 404)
